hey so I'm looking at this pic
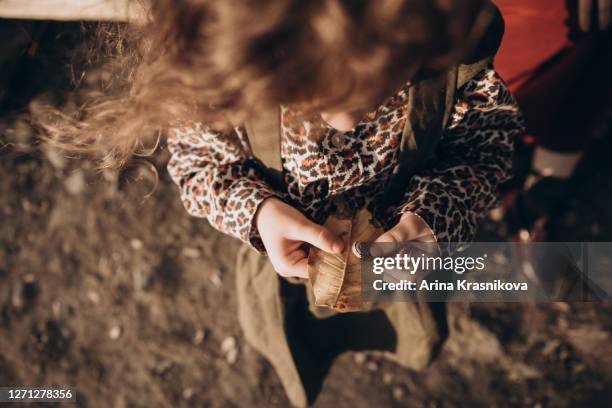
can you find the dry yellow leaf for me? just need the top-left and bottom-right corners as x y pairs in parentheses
(307, 209), (383, 312)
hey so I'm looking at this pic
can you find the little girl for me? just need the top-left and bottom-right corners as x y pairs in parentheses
(45, 0), (523, 406)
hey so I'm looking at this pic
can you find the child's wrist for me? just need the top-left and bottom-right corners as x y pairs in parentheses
(255, 197), (283, 231)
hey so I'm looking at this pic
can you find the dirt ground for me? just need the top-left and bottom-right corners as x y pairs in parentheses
(0, 21), (611, 408)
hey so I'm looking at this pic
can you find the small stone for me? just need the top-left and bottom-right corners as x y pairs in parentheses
(221, 336), (236, 353)
(52, 301), (62, 318)
(382, 372), (393, 385)
(392, 385), (405, 401)
(182, 247), (201, 259)
(353, 352), (366, 365)
(366, 361), (378, 372)
(64, 171), (86, 195)
(109, 325), (122, 340)
(226, 348), (238, 365)
(22, 199), (33, 213)
(182, 388), (194, 400)
(132, 269), (150, 293)
(193, 329), (206, 345)
(209, 272), (222, 288)
(221, 336), (238, 365)
(11, 287), (23, 310)
(87, 291), (100, 304)
(130, 239), (144, 250)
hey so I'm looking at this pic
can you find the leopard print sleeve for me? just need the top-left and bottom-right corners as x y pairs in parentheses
(397, 68), (524, 253)
(167, 123), (279, 252)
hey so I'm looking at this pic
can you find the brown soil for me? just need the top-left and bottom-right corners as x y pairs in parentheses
(0, 20), (610, 408)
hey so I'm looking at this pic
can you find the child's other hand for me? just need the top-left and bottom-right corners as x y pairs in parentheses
(370, 212), (438, 257)
(255, 198), (345, 279)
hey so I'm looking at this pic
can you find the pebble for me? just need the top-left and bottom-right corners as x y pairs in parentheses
(52, 301), (62, 319)
(193, 329), (206, 345)
(221, 336), (238, 365)
(130, 239), (144, 250)
(87, 290), (100, 304)
(132, 269), (150, 293)
(353, 352), (366, 365)
(382, 372), (393, 385)
(182, 388), (194, 400)
(182, 247), (201, 259)
(221, 336), (236, 353)
(23, 273), (36, 283)
(392, 385), (405, 401)
(209, 272), (222, 288)
(11, 286), (24, 310)
(226, 348), (238, 365)
(366, 361), (378, 372)
(109, 325), (122, 340)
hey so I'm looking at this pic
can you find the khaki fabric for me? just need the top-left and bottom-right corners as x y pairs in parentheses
(236, 244), (447, 407)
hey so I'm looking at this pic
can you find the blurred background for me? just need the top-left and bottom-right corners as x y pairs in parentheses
(0, 1), (611, 407)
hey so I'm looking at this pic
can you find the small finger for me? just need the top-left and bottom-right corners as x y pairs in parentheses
(297, 222), (345, 254)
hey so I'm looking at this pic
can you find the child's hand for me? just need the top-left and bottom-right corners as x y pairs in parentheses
(255, 198), (345, 279)
(370, 212), (438, 257)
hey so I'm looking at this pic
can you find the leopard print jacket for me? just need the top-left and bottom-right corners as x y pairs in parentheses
(167, 68), (524, 253)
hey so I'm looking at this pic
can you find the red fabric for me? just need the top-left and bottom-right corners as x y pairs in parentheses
(495, 0), (570, 91)
(494, 0), (612, 152)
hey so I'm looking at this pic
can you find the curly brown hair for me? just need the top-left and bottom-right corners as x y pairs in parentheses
(34, 0), (487, 167)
